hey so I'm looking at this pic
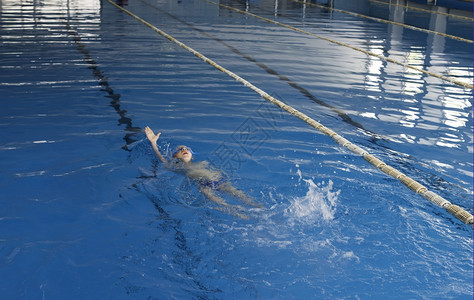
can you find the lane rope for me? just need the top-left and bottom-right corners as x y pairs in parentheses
(369, 0), (474, 21)
(202, 0), (473, 90)
(293, 0), (473, 44)
(105, 0), (473, 225)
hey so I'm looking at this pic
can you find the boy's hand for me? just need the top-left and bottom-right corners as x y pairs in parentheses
(145, 126), (161, 144)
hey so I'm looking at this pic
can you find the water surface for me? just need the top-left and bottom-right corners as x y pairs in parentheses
(0, 0), (472, 298)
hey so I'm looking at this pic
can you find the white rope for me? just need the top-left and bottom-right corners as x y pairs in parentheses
(369, 0), (473, 21)
(293, 0), (473, 43)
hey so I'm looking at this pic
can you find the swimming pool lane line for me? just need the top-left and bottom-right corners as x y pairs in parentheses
(202, 0), (473, 90)
(63, 20), (142, 150)
(137, 0), (390, 140)
(292, 0), (473, 44)
(369, 0), (473, 21)
(64, 17), (215, 275)
(106, 0), (473, 225)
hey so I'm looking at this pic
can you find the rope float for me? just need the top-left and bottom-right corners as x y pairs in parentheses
(105, 0), (473, 225)
(202, 0), (473, 90)
(293, 0), (473, 44)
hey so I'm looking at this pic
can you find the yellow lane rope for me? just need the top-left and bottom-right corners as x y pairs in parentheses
(203, 0), (473, 90)
(105, 0), (473, 225)
(370, 0), (474, 21)
(293, 0), (473, 44)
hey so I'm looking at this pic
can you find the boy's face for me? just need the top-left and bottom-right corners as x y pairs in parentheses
(174, 146), (192, 163)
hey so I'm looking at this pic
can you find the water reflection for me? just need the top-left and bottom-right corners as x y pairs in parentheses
(439, 95), (470, 129)
(364, 42), (385, 93)
(350, 0), (472, 150)
(402, 47), (425, 96)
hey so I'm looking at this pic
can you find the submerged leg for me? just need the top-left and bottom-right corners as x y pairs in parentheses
(212, 206), (250, 220)
(199, 186), (249, 219)
(199, 186), (230, 207)
(219, 182), (263, 208)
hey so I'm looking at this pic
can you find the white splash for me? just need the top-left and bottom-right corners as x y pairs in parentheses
(286, 179), (340, 222)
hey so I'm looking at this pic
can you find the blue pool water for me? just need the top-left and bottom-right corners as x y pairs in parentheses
(1, 0), (472, 298)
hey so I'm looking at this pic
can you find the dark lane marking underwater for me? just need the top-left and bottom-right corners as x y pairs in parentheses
(63, 21), (142, 150)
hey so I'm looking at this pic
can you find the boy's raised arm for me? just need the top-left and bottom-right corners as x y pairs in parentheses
(145, 126), (167, 164)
